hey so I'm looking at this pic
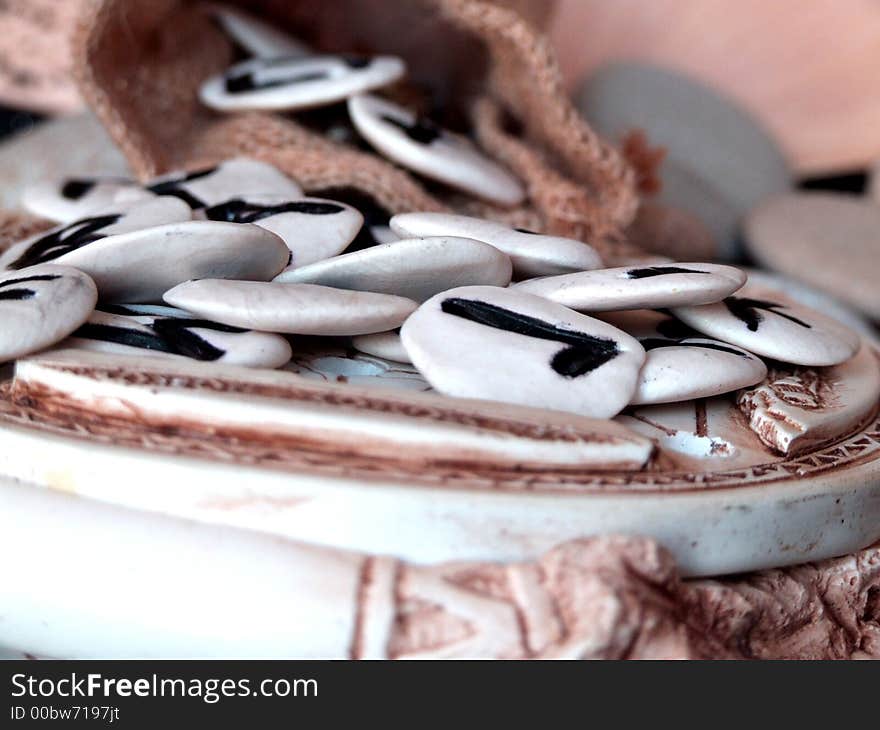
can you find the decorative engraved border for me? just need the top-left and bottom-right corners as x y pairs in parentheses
(1, 364), (879, 495)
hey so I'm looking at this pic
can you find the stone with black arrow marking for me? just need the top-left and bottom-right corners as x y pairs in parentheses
(400, 285), (645, 418)
(672, 284), (860, 366)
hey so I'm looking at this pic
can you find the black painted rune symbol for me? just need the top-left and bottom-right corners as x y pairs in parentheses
(381, 115), (443, 145)
(723, 297), (812, 332)
(626, 266), (709, 279)
(7, 214), (122, 270)
(204, 199), (344, 223)
(441, 298), (620, 377)
(0, 274), (61, 301)
(147, 166), (218, 210)
(75, 315), (248, 362)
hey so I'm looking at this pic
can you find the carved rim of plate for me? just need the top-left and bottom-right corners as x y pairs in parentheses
(1, 348), (879, 495)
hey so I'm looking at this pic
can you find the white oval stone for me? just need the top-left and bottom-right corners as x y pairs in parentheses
(0, 197), (193, 271)
(351, 330), (410, 363)
(164, 280), (418, 336)
(145, 157), (302, 211)
(348, 95), (525, 206)
(671, 284), (861, 366)
(210, 6), (311, 59)
(400, 285), (646, 418)
(0, 264), (97, 362)
(597, 309), (767, 405)
(9, 219), (289, 303)
(274, 236), (513, 301)
(203, 195), (363, 268)
(389, 212), (602, 278)
(632, 338), (767, 406)
(200, 55), (405, 112)
(62, 306), (292, 369)
(21, 176), (154, 223)
(514, 263), (746, 311)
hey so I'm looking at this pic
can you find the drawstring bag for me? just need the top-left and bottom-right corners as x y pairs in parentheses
(70, 0), (646, 263)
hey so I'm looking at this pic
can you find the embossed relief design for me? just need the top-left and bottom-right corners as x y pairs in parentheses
(353, 539), (700, 659)
(761, 366), (836, 410)
(1, 359), (880, 494)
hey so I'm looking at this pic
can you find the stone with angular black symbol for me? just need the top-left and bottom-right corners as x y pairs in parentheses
(62, 306), (292, 369)
(349, 96), (525, 207)
(672, 284), (860, 366)
(514, 262), (746, 311)
(21, 175), (154, 223)
(200, 55), (405, 112)
(0, 197), (192, 271)
(0, 264), (97, 362)
(164, 280), (418, 336)
(274, 236), (513, 302)
(390, 212), (602, 278)
(400, 285), (645, 418)
(146, 158), (302, 211)
(204, 194), (363, 268)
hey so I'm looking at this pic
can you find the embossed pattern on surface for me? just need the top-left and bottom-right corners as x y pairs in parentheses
(1, 355), (879, 494)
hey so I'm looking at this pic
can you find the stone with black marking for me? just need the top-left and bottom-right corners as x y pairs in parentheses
(400, 285), (645, 418)
(200, 55), (405, 112)
(1, 197), (289, 302)
(203, 195), (363, 268)
(351, 329), (410, 363)
(631, 336), (766, 405)
(671, 283), (861, 366)
(389, 212), (602, 278)
(145, 158), (302, 211)
(21, 176), (154, 224)
(0, 197), (192, 271)
(0, 264), (97, 362)
(348, 95), (525, 207)
(274, 236), (513, 301)
(62, 305), (292, 369)
(164, 280), (418, 336)
(514, 262), (746, 311)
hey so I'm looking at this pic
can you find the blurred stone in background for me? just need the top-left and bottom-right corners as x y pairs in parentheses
(577, 62), (791, 259)
(550, 0), (880, 175)
(0, 113), (131, 210)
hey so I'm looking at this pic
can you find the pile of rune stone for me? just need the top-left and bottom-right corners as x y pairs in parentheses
(0, 7), (863, 421)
